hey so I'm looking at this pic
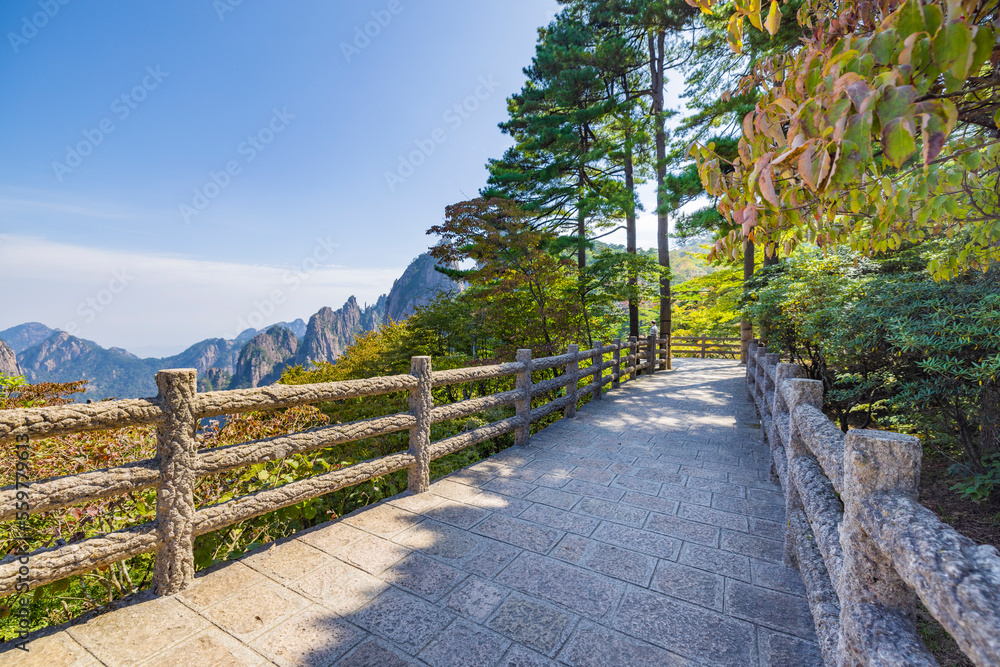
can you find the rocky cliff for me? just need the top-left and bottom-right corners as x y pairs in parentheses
(230, 326), (299, 388)
(384, 252), (462, 323)
(0, 340), (22, 377)
(296, 297), (385, 368)
(162, 338), (241, 375)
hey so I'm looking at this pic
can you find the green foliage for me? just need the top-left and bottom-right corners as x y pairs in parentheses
(746, 248), (1000, 483)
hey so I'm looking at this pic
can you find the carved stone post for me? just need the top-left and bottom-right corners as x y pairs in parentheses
(593, 343), (604, 400)
(838, 429), (926, 665)
(747, 340), (759, 400)
(764, 352), (781, 397)
(408, 356), (433, 493)
(628, 337), (637, 382)
(664, 336), (672, 370)
(612, 338), (621, 389)
(565, 345), (579, 419)
(515, 349), (532, 446)
(153, 369), (199, 596)
(647, 333), (656, 375)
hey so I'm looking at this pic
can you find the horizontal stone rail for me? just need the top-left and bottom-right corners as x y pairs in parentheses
(747, 341), (1000, 667)
(1, 337), (665, 600)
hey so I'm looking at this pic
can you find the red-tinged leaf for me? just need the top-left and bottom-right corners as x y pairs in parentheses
(798, 142), (817, 190)
(759, 168), (780, 208)
(743, 112), (756, 144)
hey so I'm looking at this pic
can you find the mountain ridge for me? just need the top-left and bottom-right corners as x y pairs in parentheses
(4, 252), (460, 398)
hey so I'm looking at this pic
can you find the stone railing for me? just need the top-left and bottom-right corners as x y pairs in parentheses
(747, 341), (1000, 667)
(0, 335), (669, 601)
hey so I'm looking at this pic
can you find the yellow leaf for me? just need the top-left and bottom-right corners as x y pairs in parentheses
(748, 0), (763, 30)
(728, 13), (745, 53)
(765, 0), (782, 36)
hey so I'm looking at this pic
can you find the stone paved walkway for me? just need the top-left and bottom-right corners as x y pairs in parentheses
(6, 359), (824, 667)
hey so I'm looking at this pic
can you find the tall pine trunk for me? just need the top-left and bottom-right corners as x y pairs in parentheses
(649, 31), (670, 338)
(625, 134), (639, 339)
(741, 238), (755, 362)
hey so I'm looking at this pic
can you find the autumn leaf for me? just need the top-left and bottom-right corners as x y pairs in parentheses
(765, 0), (782, 36)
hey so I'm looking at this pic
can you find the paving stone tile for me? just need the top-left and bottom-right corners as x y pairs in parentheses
(178, 561), (270, 612)
(558, 621), (690, 667)
(619, 446), (657, 460)
(563, 479), (625, 501)
(467, 491), (533, 516)
(677, 502), (750, 532)
(298, 520), (368, 555)
(712, 494), (786, 522)
(336, 534), (411, 575)
(487, 595), (576, 656)
(685, 476), (748, 498)
(388, 491), (446, 514)
(420, 620), (510, 667)
(342, 503), (423, 538)
(519, 503), (599, 536)
(568, 467), (615, 485)
(4, 632), (101, 667)
(144, 627), (269, 667)
(609, 475), (661, 496)
(523, 486), (581, 510)
(645, 512), (720, 547)
(381, 553), (466, 601)
(522, 459), (575, 476)
(679, 465), (729, 481)
(394, 519), (481, 560)
(580, 542), (656, 586)
(722, 529), (785, 563)
(198, 579), (310, 643)
(445, 577), (510, 621)
(619, 491), (678, 515)
(499, 645), (558, 666)
(462, 539), (521, 578)
(472, 513), (563, 553)
(483, 477), (538, 498)
(651, 560), (725, 611)
(430, 479), (482, 502)
(495, 552), (622, 618)
(534, 473), (571, 488)
(446, 469), (497, 487)
(751, 559), (808, 597)
(551, 533), (590, 563)
(339, 638), (421, 667)
(242, 538), (330, 585)
(591, 521), (679, 560)
(565, 456), (613, 470)
(608, 462), (632, 475)
(494, 465), (544, 482)
(423, 499), (491, 529)
(677, 543), (751, 582)
(573, 496), (647, 527)
(657, 483), (713, 507)
(614, 583), (758, 666)
(353, 588), (454, 654)
(291, 559), (388, 615)
(749, 516), (784, 538)
(249, 604), (363, 666)
(758, 628), (824, 667)
(748, 487), (786, 504)
(726, 580), (816, 639)
(632, 467), (687, 485)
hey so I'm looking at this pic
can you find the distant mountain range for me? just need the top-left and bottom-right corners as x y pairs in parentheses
(0, 252), (461, 400)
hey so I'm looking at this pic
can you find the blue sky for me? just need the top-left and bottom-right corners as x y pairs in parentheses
(1, 0), (681, 356)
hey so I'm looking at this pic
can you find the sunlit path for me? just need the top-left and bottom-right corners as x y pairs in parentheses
(6, 359), (822, 666)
